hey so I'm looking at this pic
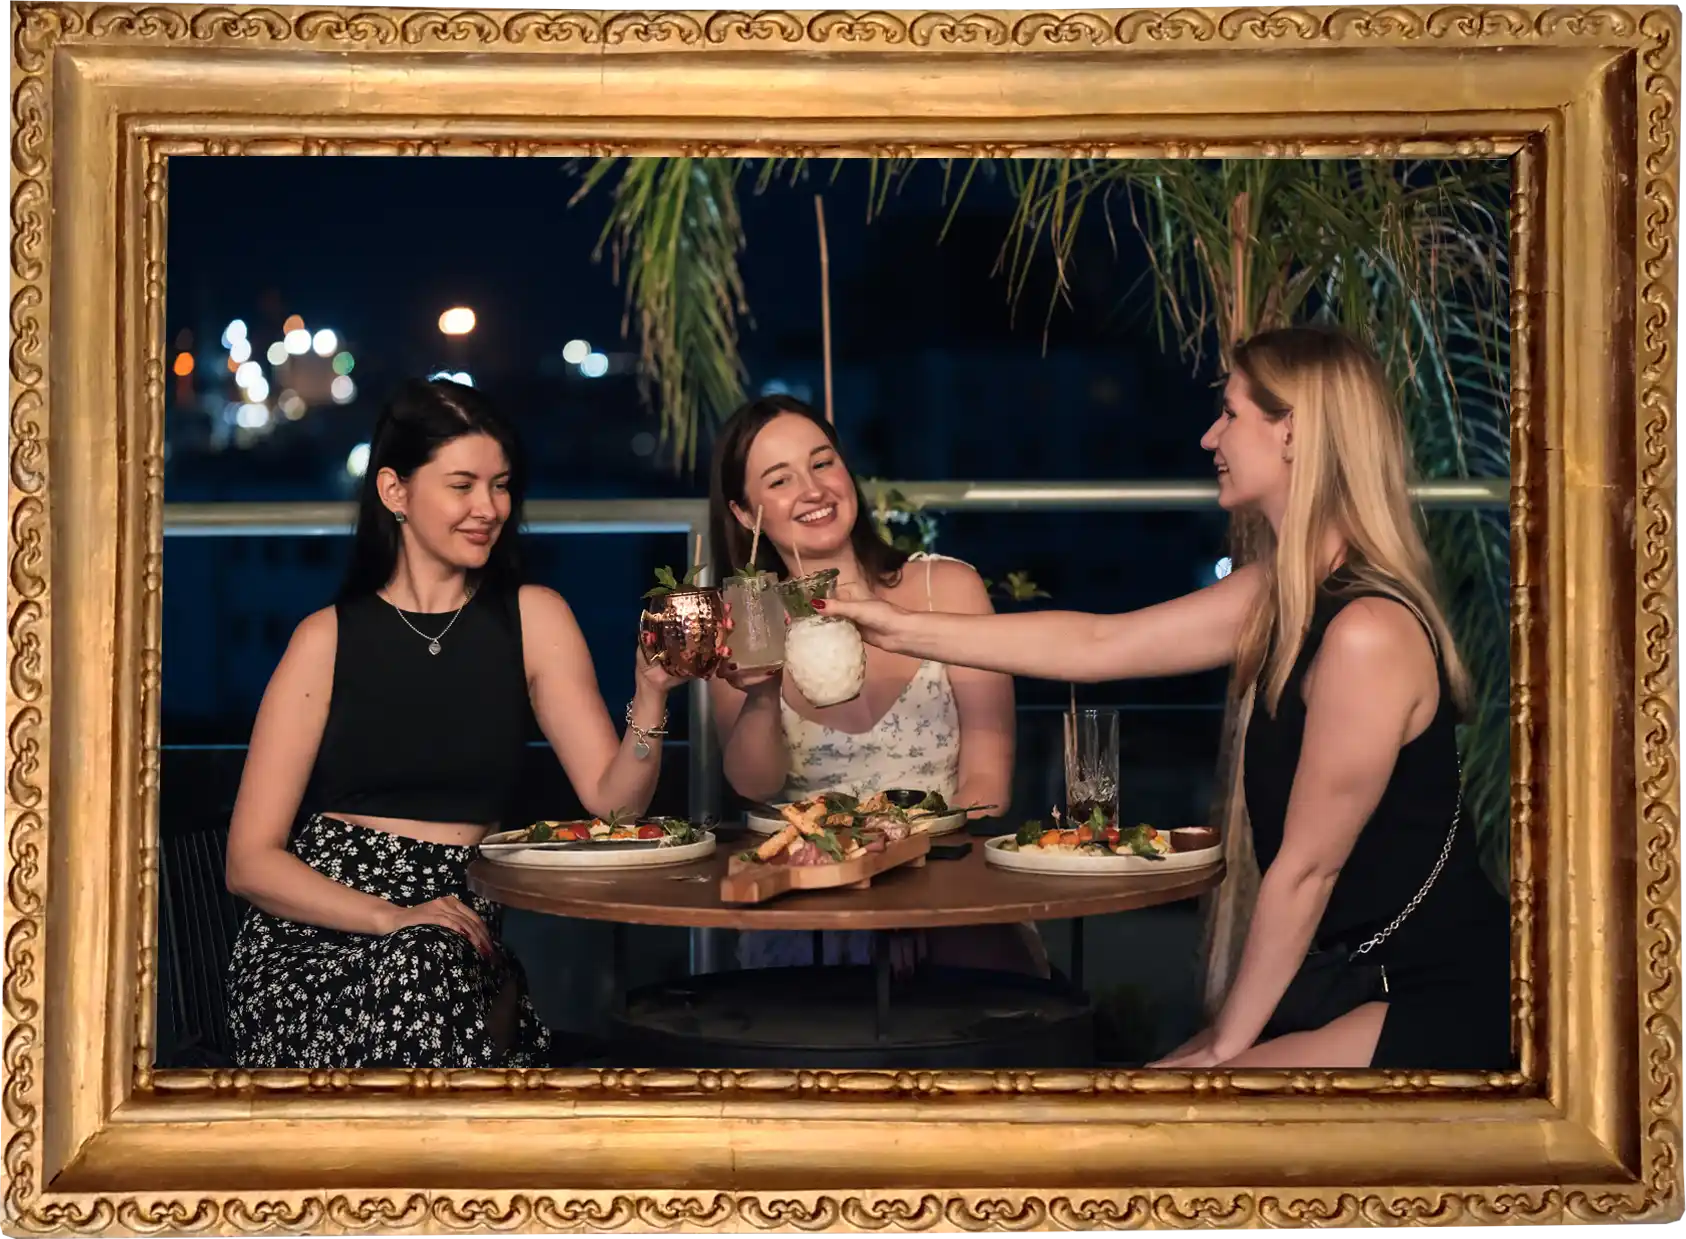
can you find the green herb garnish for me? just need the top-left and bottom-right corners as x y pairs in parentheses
(778, 569), (839, 618)
(644, 564), (705, 599)
(1119, 823), (1166, 861)
(1016, 820), (1046, 847)
(640, 816), (701, 844)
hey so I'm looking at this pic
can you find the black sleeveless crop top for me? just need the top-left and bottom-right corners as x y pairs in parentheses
(1242, 567), (1497, 958)
(309, 587), (533, 825)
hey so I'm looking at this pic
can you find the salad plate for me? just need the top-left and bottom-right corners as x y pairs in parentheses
(479, 815), (716, 870)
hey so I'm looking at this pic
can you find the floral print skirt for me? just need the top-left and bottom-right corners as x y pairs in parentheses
(226, 814), (552, 1069)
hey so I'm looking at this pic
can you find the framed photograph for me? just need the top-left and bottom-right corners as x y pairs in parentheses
(3, 2), (1680, 1230)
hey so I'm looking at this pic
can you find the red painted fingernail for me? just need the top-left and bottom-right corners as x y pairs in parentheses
(727, 662), (737, 671)
(812, 600), (826, 610)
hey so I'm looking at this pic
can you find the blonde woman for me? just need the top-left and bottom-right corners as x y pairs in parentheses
(821, 326), (1509, 1070)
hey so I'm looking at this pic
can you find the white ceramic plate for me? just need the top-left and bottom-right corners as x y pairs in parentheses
(744, 806), (970, 838)
(478, 829), (717, 870)
(983, 834), (1221, 875)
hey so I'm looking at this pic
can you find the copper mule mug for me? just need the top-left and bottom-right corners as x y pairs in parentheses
(640, 586), (727, 678)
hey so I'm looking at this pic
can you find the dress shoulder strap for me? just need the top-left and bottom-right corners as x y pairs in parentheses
(907, 551), (972, 613)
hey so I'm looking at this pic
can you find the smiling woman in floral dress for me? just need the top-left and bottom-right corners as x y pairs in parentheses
(707, 395), (1043, 974)
(224, 378), (689, 1068)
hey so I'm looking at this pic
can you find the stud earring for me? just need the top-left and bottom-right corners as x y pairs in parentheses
(394, 511), (407, 524)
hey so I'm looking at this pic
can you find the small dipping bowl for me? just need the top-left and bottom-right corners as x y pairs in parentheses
(883, 788), (929, 810)
(1169, 827), (1220, 853)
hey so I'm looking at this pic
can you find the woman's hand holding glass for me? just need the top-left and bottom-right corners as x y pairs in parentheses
(716, 597), (787, 692)
(636, 606), (733, 690)
(808, 588), (917, 654)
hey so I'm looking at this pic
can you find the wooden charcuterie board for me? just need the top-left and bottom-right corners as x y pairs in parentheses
(719, 833), (931, 905)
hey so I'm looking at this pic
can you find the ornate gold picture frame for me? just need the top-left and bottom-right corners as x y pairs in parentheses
(4, 2), (1681, 1230)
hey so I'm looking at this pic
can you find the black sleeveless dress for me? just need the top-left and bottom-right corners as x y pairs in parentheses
(1242, 568), (1512, 1069)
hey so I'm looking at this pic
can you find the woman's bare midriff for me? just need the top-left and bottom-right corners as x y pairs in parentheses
(332, 813), (491, 847)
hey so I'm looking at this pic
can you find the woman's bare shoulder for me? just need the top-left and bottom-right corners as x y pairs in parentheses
(920, 555), (991, 608)
(517, 583), (577, 625)
(1317, 595), (1437, 690)
(289, 604), (338, 655)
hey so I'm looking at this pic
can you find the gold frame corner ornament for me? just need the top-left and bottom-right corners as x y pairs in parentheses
(4, 3), (1682, 1231)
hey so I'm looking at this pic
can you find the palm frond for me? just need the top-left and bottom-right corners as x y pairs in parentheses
(572, 157), (749, 471)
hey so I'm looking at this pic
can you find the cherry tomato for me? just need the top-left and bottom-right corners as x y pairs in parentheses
(637, 824), (665, 839)
(1104, 826), (1121, 847)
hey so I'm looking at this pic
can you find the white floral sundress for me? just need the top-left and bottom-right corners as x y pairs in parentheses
(739, 555), (961, 968)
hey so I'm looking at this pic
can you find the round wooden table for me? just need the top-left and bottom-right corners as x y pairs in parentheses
(472, 841), (1224, 1068)
(468, 842), (1224, 931)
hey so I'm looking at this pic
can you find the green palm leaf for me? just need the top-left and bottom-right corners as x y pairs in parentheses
(572, 157), (749, 471)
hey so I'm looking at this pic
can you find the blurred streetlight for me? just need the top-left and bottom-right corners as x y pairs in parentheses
(438, 307), (476, 336)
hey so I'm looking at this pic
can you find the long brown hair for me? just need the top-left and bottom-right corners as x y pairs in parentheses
(707, 394), (909, 586)
(1203, 325), (1469, 1010)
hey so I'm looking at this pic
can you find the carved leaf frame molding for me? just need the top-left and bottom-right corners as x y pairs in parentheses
(3, 3), (1681, 1232)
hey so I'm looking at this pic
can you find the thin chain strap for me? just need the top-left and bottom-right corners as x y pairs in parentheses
(1349, 752), (1463, 959)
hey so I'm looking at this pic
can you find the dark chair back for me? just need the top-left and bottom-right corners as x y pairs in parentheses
(155, 826), (245, 1067)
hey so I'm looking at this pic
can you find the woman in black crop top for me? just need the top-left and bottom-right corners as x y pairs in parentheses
(223, 379), (695, 1069)
(823, 326), (1510, 1071)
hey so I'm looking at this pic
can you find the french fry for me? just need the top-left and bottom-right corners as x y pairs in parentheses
(756, 823), (800, 860)
(779, 800), (827, 833)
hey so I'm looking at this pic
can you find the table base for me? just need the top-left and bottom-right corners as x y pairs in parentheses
(608, 965), (1096, 1069)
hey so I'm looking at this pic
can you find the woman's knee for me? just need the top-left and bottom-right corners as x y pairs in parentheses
(1224, 1001), (1388, 1069)
(376, 923), (479, 975)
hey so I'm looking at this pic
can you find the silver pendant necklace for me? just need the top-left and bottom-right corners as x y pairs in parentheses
(385, 591), (470, 655)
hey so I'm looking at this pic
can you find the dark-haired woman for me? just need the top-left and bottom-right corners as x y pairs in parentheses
(225, 379), (689, 1069)
(707, 396), (1041, 973)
